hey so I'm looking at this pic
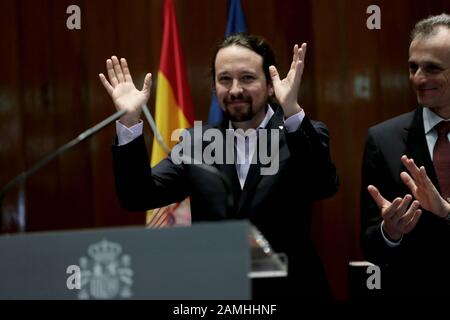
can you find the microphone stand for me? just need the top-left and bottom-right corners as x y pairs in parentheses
(0, 109), (127, 233)
(141, 104), (171, 154)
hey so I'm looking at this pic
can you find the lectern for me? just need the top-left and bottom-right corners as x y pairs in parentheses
(0, 220), (286, 300)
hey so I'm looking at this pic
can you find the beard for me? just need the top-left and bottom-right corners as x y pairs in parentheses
(222, 94), (253, 122)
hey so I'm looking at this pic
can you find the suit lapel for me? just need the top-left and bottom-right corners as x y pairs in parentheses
(404, 107), (440, 189)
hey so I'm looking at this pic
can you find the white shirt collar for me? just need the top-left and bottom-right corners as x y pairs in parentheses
(423, 107), (449, 135)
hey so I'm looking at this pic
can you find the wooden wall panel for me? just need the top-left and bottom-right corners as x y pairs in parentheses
(311, 0), (355, 299)
(18, 0), (61, 231)
(50, 0), (93, 230)
(83, 0), (137, 228)
(0, 0), (24, 232)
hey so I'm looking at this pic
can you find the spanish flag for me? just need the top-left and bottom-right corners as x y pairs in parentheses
(147, 0), (194, 227)
(151, 0), (194, 167)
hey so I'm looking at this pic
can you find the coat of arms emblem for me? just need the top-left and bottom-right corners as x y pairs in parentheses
(78, 239), (133, 299)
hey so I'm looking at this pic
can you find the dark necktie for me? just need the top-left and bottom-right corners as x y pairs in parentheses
(433, 121), (450, 201)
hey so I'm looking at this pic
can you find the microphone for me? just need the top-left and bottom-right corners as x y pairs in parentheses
(0, 109), (127, 233)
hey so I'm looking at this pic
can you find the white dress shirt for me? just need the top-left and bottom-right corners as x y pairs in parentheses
(231, 106), (305, 188)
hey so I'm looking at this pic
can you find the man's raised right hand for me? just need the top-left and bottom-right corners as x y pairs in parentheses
(99, 56), (152, 127)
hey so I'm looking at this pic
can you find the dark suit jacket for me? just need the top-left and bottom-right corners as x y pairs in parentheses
(112, 106), (339, 299)
(361, 107), (450, 298)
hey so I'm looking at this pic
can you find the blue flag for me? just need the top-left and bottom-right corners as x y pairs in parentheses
(208, 0), (247, 125)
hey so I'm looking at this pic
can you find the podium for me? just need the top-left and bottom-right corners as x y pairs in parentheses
(0, 220), (286, 300)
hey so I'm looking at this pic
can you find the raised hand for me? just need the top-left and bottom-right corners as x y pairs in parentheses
(99, 56), (152, 127)
(368, 185), (422, 241)
(269, 43), (306, 118)
(400, 155), (450, 218)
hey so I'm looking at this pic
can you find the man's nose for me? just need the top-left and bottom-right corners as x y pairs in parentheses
(410, 68), (427, 84)
(229, 79), (243, 95)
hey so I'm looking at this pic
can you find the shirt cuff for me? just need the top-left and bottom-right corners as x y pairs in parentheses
(283, 109), (305, 132)
(380, 220), (402, 248)
(116, 120), (143, 146)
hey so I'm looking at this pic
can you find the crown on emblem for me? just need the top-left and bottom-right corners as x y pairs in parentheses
(88, 239), (122, 262)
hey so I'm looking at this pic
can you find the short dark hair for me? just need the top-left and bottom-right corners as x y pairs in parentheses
(210, 33), (277, 88)
(410, 13), (450, 43)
